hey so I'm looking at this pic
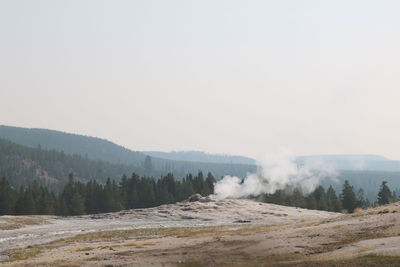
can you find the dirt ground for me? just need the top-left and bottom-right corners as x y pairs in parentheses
(1, 199), (400, 266)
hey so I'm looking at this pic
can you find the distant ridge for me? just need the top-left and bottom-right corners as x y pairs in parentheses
(296, 154), (400, 172)
(144, 151), (256, 165)
(0, 125), (146, 165)
(0, 125), (256, 180)
(297, 154), (388, 162)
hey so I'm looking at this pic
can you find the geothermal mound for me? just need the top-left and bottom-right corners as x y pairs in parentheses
(89, 195), (338, 226)
(0, 195), (340, 255)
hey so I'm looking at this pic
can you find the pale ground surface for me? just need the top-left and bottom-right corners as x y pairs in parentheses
(1, 197), (400, 266)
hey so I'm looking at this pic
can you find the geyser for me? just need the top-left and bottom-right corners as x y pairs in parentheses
(213, 149), (338, 199)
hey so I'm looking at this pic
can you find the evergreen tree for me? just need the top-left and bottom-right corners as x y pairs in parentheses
(193, 172), (205, 194)
(326, 186), (341, 212)
(356, 188), (369, 209)
(69, 192), (86, 215)
(377, 181), (393, 205)
(0, 177), (16, 215)
(36, 188), (56, 215)
(291, 188), (306, 208)
(312, 186), (328, 211)
(306, 194), (318, 210)
(14, 189), (36, 215)
(84, 180), (102, 214)
(125, 173), (140, 208)
(202, 172), (216, 196)
(341, 180), (357, 213)
(181, 175), (195, 199)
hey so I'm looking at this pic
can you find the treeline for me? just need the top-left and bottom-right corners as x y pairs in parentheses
(1, 173), (398, 216)
(259, 180), (398, 213)
(0, 172), (215, 216)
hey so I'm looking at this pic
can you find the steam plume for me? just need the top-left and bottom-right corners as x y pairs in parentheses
(214, 149), (338, 199)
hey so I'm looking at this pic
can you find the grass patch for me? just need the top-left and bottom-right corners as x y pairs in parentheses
(185, 254), (400, 267)
(74, 246), (95, 252)
(286, 254), (400, 266)
(5, 246), (44, 262)
(309, 231), (397, 255)
(52, 226), (220, 244)
(4, 241), (61, 262)
(176, 224), (287, 239)
(0, 216), (48, 230)
(180, 253), (304, 267)
(51, 224), (286, 245)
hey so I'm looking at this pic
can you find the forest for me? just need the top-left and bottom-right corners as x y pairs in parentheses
(0, 172), (397, 216)
(0, 126), (256, 181)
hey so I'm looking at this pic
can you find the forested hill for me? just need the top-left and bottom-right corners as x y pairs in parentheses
(0, 137), (256, 188)
(0, 137), (135, 187)
(0, 125), (145, 165)
(0, 125), (256, 180)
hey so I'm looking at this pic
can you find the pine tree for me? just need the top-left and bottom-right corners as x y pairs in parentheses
(193, 172), (205, 194)
(377, 181), (393, 205)
(69, 192), (86, 215)
(341, 180), (357, 213)
(202, 172), (216, 196)
(306, 194), (318, 210)
(181, 175), (195, 199)
(36, 188), (55, 215)
(326, 186), (341, 212)
(356, 188), (368, 209)
(14, 189), (36, 215)
(0, 177), (16, 215)
(312, 186), (328, 211)
(291, 188), (306, 208)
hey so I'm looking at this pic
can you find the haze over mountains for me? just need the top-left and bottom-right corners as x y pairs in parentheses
(144, 151), (256, 165)
(0, 125), (256, 186)
(1, 125), (399, 171)
(0, 125), (400, 200)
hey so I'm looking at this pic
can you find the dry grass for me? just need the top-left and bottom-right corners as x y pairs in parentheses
(181, 253), (400, 267)
(3, 224), (288, 265)
(0, 217), (48, 230)
(52, 224), (287, 245)
(177, 224), (288, 238)
(309, 230), (399, 255)
(120, 240), (157, 248)
(5, 246), (44, 262)
(352, 208), (364, 217)
(74, 246), (94, 252)
(180, 253), (304, 267)
(13, 259), (85, 267)
(52, 226), (220, 244)
(285, 254), (400, 266)
(363, 202), (400, 216)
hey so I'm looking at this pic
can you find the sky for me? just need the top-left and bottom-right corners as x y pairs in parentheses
(1, 1), (400, 160)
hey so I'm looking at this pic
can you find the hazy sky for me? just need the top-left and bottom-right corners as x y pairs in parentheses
(1, 1), (400, 159)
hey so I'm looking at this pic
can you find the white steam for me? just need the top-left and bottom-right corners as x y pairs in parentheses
(214, 149), (338, 200)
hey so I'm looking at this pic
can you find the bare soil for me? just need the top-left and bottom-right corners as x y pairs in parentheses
(1, 198), (400, 266)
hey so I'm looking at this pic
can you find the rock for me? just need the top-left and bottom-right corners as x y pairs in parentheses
(186, 194), (214, 202)
(158, 210), (169, 214)
(181, 215), (195, 220)
(233, 220), (251, 223)
(199, 196), (213, 202)
(187, 194), (203, 202)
